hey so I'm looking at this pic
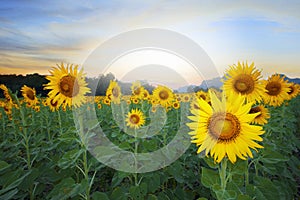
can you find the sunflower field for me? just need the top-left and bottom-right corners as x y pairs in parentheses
(0, 62), (299, 200)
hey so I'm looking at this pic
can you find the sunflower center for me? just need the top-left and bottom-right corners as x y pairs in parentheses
(59, 75), (79, 97)
(26, 90), (35, 100)
(233, 74), (255, 94)
(287, 86), (294, 95)
(266, 81), (281, 96)
(159, 90), (169, 100)
(249, 106), (261, 117)
(199, 94), (206, 100)
(133, 87), (141, 95)
(129, 114), (140, 124)
(112, 87), (119, 98)
(208, 112), (240, 142)
(50, 99), (58, 107)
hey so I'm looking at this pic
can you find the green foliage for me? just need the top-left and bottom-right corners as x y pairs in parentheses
(0, 95), (299, 199)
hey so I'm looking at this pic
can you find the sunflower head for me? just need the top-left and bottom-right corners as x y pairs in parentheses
(126, 108), (146, 129)
(223, 62), (265, 103)
(46, 96), (60, 112)
(187, 91), (264, 163)
(21, 85), (39, 107)
(249, 105), (270, 125)
(106, 81), (121, 104)
(44, 63), (90, 108)
(287, 83), (299, 100)
(152, 85), (175, 109)
(172, 101), (180, 109)
(131, 81), (145, 99)
(262, 74), (290, 107)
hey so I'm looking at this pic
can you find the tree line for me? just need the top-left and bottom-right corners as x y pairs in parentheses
(0, 73), (155, 98)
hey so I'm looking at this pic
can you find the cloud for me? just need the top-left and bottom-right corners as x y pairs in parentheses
(0, 0), (299, 77)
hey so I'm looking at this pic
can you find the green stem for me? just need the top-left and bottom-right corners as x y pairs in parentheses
(219, 158), (228, 191)
(15, 96), (33, 200)
(245, 164), (249, 187)
(57, 110), (63, 135)
(134, 129), (139, 186)
(83, 149), (90, 200)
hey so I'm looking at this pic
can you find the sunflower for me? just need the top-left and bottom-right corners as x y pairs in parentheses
(142, 90), (150, 100)
(46, 96), (60, 112)
(106, 81), (121, 104)
(21, 85), (39, 107)
(187, 91), (264, 163)
(131, 81), (145, 99)
(172, 101), (180, 109)
(126, 108), (145, 129)
(262, 74), (290, 107)
(182, 94), (191, 102)
(287, 83), (299, 100)
(223, 62), (265, 103)
(44, 63), (90, 108)
(103, 97), (111, 106)
(152, 85), (175, 109)
(0, 84), (13, 103)
(249, 105), (270, 125)
(196, 90), (209, 101)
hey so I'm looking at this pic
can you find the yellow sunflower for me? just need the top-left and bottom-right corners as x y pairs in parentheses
(46, 96), (60, 112)
(249, 105), (270, 125)
(287, 83), (299, 100)
(106, 81), (121, 104)
(172, 101), (180, 109)
(152, 85), (175, 109)
(21, 85), (39, 107)
(187, 91), (264, 163)
(262, 74), (290, 107)
(182, 94), (191, 102)
(44, 63), (90, 108)
(131, 81), (145, 99)
(0, 84), (13, 103)
(126, 108), (146, 129)
(196, 90), (209, 101)
(223, 62), (265, 103)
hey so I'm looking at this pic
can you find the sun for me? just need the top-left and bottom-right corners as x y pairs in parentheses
(187, 91), (264, 163)
(126, 108), (146, 129)
(262, 74), (290, 107)
(249, 105), (270, 125)
(44, 63), (90, 108)
(152, 85), (175, 109)
(223, 62), (265, 103)
(21, 85), (39, 107)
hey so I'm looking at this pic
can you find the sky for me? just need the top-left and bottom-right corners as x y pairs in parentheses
(1, 0), (300, 88)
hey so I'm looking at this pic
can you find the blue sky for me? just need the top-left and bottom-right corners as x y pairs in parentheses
(0, 0), (300, 85)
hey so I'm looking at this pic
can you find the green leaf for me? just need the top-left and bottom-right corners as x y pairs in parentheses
(212, 184), (237, 200)
(0, 188), (18, 200)
(47, 177), (76, 200)
(253, 176), (282, 199)
(110, 187), (127, 200)
(129, 185), (145, 200)
(228, 159), (247, 175)
(201, 167), (220, 188)
(19, 168), (40, 190)
(0, 160), (10, 173)
(237, 194), (252, 200)
(147, 194), (158, 200)
(57, 148), (84, 169)
(92, 192), (109, 200)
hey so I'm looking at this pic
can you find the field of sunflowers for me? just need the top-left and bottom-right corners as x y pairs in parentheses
(0, 62), (299, 200)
